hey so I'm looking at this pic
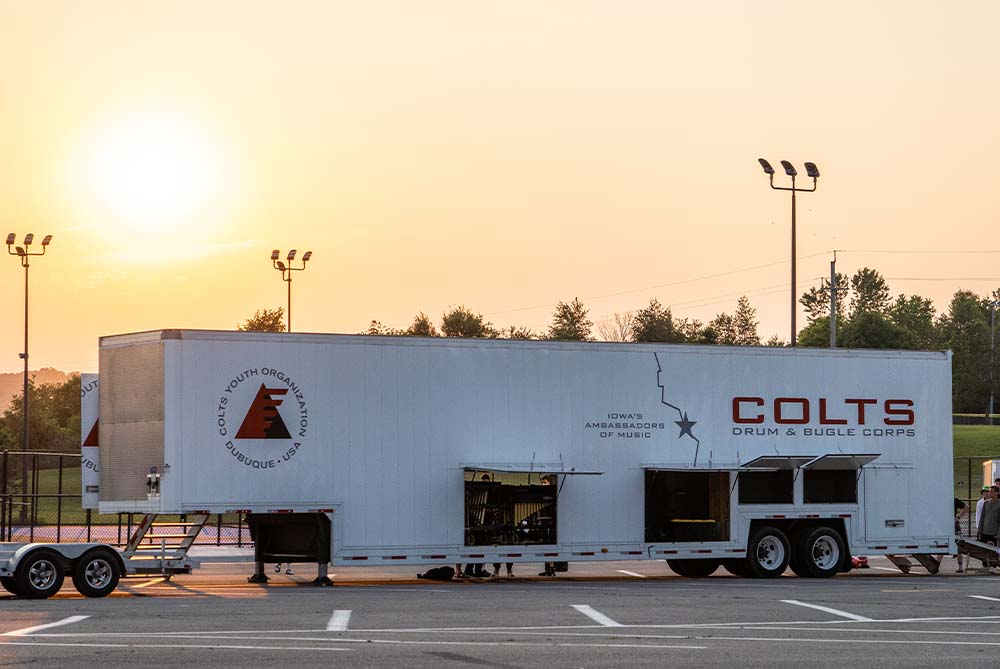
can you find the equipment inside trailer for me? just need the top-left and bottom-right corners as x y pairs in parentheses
(644, 469), (731, 542)
(463, 471), (558, 546)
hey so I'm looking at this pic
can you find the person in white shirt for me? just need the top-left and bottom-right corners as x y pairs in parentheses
(976, 487), (990, 528)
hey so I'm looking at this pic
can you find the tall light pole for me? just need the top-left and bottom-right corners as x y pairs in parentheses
(271, 249), (312, 332)
(6, 232), (52, 516)
(757, 159), (820, 347)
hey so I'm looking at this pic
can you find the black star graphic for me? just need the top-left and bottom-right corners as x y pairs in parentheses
(675, 412), (697, 439)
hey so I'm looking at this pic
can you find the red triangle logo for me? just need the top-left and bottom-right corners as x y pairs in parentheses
(82, 420), (99, 447)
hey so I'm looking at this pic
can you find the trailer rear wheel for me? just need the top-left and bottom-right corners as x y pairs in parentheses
(723, 558), (751, 577)
(795, 527), (844, 578)
(14, 549), (65, 599)
(1, 575), (22, 596)
(667, 559), (720, 578)
(72, 548), (121, 598)
(747, 526), (790, 578)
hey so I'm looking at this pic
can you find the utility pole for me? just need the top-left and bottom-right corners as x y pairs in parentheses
(830, 251), (837, 348)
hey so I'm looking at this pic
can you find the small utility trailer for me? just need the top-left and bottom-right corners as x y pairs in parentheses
(1, 330), (958, 597)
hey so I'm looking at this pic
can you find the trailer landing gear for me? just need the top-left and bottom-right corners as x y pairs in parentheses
(312, 562), (333, 587)
(247, 561), (269, 584)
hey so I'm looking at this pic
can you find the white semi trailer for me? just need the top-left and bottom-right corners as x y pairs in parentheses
(2, 330), (955, 597)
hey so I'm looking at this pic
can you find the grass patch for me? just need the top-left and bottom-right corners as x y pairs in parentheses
(953, 424), (1000, 458)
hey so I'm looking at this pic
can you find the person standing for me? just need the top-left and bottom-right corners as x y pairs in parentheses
(977, 486), (1000, 573)
(976, 486), (990, 529)
(955, 497), (968, 572)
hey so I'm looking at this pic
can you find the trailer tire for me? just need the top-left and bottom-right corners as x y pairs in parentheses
(72, 548), (121, 598)
(1, 575), (22, 596)
(14, 549), (65, 599)
(723, 558), (751, 577)
(667, 559), (720, 578)
(747, 526), (790, 578)
(795, 526), (845, 578)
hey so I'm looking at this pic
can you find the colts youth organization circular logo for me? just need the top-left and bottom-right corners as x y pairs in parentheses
(215, 367), (309, 472)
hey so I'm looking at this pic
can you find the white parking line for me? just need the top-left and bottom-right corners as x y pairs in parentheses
(616, 570), (646, 578)
(327, 610), (352, 632)
(780, 600), (873, 622)
(0, 641), (350, 652)
(571, 605), (624, 627)
(2, 616), (90, 637)
(970, 595), (1000, 602)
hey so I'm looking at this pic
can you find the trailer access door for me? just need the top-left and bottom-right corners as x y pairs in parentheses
(462, 465), (602, 547)
(862, 466), (912, 542)
(643, 466), (741, 542)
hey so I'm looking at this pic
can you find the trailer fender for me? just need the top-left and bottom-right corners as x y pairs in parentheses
(6, 543), (116, 574)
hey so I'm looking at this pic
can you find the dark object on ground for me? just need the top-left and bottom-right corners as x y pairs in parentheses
(418, 566), (455, 580)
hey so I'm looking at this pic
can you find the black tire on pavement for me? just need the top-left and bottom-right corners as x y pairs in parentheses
(1, 575), (22, 596)
(667, 559), (720, 578)
(722, 558), (752, 577)
(13, 549), (65, 599)
(72, 548), (121, 598)
(747, 526), (791, 578)
(795, 526), (846, 578)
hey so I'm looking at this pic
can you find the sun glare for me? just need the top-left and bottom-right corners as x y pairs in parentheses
(87, 116), (222, 229)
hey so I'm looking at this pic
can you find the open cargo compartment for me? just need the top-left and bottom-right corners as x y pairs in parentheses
(463, 465), (602, 547)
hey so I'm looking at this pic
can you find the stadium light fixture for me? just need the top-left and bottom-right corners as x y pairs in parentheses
(5, 231), (53, 518)
(757, 159), (821, 346)
(270, 248), (313, 332)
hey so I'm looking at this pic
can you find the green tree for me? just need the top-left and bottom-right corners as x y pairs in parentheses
(498, 325), (535, 340)
(238, 308), (286, 332)
(839, 312), (906, 349)
(849, 268), (891, 317)
(889, 294), (937, 349)
(630, 299), (687, 343)
(708, 312), (735, 345)
(361, 320), (405, 336)
(548, 298), (593, 341)
(441, 306), (496, 338)
(406, 312), (439, 337)
(800, 273), (849, 323)
(0, 375), (82, 453)
(938, 290), (990, 413)
(797, 317), (832, 347)
(731, 296), (761, 346)
(764, 335), (785, 347)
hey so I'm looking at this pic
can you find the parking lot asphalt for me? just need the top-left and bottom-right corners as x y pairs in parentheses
(4, 555), (1000, 667)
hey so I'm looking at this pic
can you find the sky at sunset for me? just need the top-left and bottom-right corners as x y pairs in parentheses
(2, 1), (1000, 373)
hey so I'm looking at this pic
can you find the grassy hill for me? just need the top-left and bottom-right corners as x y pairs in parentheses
(953, 424), (1000, 458)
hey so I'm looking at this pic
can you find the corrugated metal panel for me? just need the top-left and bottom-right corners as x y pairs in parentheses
(99, 342), (164, 502)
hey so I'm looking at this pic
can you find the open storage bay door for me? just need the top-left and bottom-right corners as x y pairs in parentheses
(461, 464), (603, 547)
(642, 465), (747, 543)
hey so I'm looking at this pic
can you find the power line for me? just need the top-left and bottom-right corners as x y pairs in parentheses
(885, 277), (1000, 282)
(838, 249), (1000, 255)
(483, 251), (831, 317)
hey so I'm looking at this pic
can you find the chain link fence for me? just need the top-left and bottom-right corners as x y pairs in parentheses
(0, 450), (249, 546)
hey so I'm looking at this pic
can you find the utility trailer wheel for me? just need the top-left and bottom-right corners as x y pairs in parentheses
(795, 526), (845, 578)
(722, 559), (751, 577)
(747, 526), (790, 578)
(667, 559), (720, 578)
(1, 576), (22, 596)
(72, 548), (121, 598)
(14, 549), (65, 599)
